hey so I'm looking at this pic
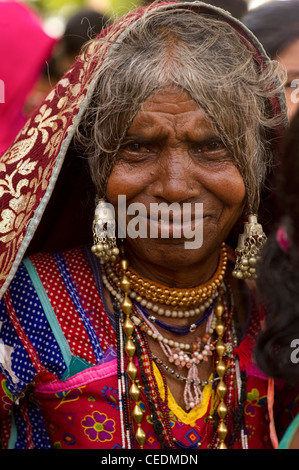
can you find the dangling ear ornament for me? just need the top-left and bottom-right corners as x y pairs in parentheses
(91, 199), (119, 262)
(232, 214), (266, 280)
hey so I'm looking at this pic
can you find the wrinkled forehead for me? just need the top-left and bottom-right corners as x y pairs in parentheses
(129, 86), (214, 138)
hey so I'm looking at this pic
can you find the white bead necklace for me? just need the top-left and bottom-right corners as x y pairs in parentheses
(102, 266), (218, 319)
(133, 302), (218, 410)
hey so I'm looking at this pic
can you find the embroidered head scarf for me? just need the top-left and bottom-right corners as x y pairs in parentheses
(0, 1), (287, 299)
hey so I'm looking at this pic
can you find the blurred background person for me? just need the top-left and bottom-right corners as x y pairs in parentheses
(44, 7), (110, 84)
(192, 0), (249, 19)
(0, 1), (56, 155)
(255, 108), (299, 448)
(242, 0), (299, 121)
(142, 0), (249, 18)
(24, 8), (110, 116)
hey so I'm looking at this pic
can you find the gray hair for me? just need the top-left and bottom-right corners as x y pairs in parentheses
(76, 5), (286, 213)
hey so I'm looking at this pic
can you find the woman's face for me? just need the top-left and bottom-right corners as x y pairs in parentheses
(276, 38), (299, 121)
(106, 86), (245, 270)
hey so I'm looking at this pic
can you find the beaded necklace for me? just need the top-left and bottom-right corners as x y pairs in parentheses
(134, 288), (245, 449)
(108, 242), (227, 310)
(103, 264), (218, 319)
(110, 247), (248, 449)
(136, 299), (215, 335)
(134, 327), (176, 449)
(133, 299), (219, 410)
(114, 307), (133, 448)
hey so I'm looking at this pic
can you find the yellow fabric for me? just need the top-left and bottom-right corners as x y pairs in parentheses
(153, 362), (216, 426)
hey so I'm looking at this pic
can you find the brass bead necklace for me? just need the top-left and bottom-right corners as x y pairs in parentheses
(110, 243), (227, 309)
(103, 264), (218, 319)
(214, 298), (229, 449)
(112, 245), (238, 449)
(119, 259), (147, 448)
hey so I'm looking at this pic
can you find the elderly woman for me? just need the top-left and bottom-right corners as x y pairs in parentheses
(0, 2), (296, 450)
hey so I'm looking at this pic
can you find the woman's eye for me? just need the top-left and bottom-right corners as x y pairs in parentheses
(125, 142), (150, 153)
(285, 82), (292, 88)
(193, 139), (226, 154)
(204, 141), (226, 152)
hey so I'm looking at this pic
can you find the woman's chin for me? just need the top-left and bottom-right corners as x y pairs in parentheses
(124, 236), (210, 270)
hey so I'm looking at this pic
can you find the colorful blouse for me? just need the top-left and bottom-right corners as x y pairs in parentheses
(0, 246), (297, 449)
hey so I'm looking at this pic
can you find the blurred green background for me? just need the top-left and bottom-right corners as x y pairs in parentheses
(28, 0), (139, 15)
(25, 0), (273, 37)
(26, 0), (140, 29)
(25, 0), (141, 37)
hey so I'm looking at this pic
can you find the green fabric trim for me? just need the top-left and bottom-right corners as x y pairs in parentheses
(8, 412), (17, 449)
(278, 413), (299, 449)
(22, 258), (73, 369)
(22, 258), (91, 380)
(62, 355), (91, 381)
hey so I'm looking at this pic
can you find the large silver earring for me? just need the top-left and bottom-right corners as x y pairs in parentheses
(91, 198), (119, 262)
(232, 214), (266, 280)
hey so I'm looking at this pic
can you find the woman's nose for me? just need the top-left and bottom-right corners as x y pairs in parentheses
(151, 153), (200, 203)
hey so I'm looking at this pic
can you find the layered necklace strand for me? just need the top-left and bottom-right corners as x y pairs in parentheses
(107, 244), (247, 449)
(132, 300), (220, 411)
(107, 242), (227, 312)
